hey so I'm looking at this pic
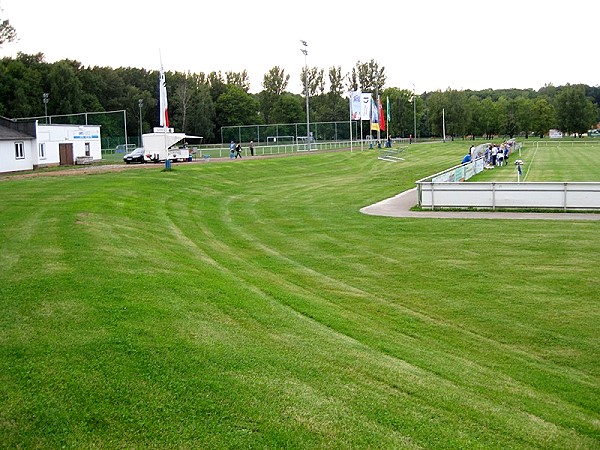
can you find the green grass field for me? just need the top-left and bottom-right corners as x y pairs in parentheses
(471, 140), (600, 182)
(1, 142), (599, 449)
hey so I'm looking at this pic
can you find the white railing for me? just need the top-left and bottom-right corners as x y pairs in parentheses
(196, 140), (354, 159)
(417, 181), (600, 211)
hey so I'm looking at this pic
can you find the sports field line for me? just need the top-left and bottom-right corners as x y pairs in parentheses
(523, 143), (539, 181)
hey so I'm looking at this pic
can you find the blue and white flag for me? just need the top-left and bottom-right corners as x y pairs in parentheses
(350, 90), (362, 120)
(360, 93), (372, 120)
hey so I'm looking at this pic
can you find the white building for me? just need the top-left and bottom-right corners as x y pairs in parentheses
(0, 116), (102, 173)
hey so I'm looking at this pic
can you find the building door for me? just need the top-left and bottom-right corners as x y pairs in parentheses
(59, 143), (74, 165)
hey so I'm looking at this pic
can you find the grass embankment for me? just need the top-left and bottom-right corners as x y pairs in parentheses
(1, 142), (599, 448)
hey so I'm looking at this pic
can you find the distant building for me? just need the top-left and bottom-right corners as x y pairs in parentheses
(0, 116), (101, 173)
(549, 129), (563, 139)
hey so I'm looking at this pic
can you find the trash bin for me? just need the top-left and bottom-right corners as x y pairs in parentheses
(188, 155), (193, 162)
(165, 159), (171, 170)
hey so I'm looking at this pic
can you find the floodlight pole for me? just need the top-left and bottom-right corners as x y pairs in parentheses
(42, 93), (49, 124)
(138, 99), (143, 146)
(412, 84), (417, 143)
(301, 40), (310, 150)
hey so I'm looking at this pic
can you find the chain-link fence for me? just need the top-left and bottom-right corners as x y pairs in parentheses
(220, 121), (360, 145)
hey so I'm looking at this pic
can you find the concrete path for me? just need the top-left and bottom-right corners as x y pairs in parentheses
(360, 188), (600, 221)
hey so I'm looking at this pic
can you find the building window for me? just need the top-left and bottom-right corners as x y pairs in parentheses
(15, 142), (24, 159)
(39, 143), (46, 159)
(85, 142), (91, 157)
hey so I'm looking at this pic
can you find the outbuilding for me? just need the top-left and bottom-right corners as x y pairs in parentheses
(0, 117), (36, 173)
(0, 116), (102, 173)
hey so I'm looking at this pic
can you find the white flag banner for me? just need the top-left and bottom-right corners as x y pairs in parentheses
(350, 90), (362, 120)
(360, 93), (372, 120)
(159, 66), (169, 128)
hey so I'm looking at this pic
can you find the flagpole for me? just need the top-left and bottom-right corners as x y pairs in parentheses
(159, 50), (170, 170)
(386, 96), (390, 141)
(349, 92), (353, 153)
(442, 107), (446, 143)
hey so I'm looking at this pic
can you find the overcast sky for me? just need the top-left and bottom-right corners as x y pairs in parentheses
(1, 0), (597, 95)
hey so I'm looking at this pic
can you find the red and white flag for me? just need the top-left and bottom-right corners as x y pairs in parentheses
(159, 66), (169, 128)
(378, 96), (385, 132)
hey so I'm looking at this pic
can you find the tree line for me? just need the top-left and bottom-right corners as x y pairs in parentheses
(0, 52), (598, 144)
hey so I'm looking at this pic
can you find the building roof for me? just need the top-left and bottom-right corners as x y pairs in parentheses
(0, 116), (35, 140)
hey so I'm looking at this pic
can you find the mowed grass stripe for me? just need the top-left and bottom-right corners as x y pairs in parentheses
(169, 153), (600, 438)
(1, 142), (599, 448)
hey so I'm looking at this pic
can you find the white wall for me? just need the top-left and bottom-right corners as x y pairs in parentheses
(35, 123), (102, 166)
(0, 139), (35, 172)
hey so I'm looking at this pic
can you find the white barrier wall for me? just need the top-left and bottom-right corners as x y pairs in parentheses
(417, 182), (600, 211)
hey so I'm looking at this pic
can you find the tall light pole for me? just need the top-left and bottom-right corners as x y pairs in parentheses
(412, 84), (417, 144)
(300, 40), (310, 150)
(138, 99), (143, 146)
(42, 93), (49, 124)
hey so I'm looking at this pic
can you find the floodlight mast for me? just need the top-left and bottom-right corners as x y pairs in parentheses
(413, 83), (417, 143)
(300, 40), (310, 150)
(42, 93), (49, 124)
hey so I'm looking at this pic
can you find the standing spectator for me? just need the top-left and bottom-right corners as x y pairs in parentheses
(497, 148), (504, 166)
(249, 140), (255, 156)
(235, 142), (242, 158)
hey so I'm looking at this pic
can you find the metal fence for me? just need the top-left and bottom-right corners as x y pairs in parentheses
(197, 140), (354, 159)
(220, 121), (360, 145)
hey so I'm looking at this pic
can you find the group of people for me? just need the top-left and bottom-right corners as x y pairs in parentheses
(229, 140), (255, 159)
(482, 142), (513, 168)
(462, 141), (514, 168)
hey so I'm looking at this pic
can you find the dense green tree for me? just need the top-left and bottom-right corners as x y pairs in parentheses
(496, 96), (518, 138)
(382, 88), (413, 138)
(328, 66), (345, 97)
(169, 71), (194, 132)
(270, 93), (304, 124)
(186, 81), (216, 141)
(445, 89), (470, 138)
(555, 84), (598, 136)
(478, 97), (498, 139)
(47, 60), (84, 115)
(355, 59), (385, 94)
(466, 95), (483, 138)
(531, 97), (556, 138)
(0, 17), (17, 46)
(80, 67), (127, 112)
(262, 66), (289, 96)
(311, 66), (347, 123)
(215, 84), (260, 127)
(0, 58), (42, 117)
(0, 52), (598, 144)
(347, 67), (359, 92)
(225, 70), (250, 92)
(207, 71), (227, 102)
(514, 96), (533, 138)
(425, 91), (445, 137)
(259, 66), (290, 124)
